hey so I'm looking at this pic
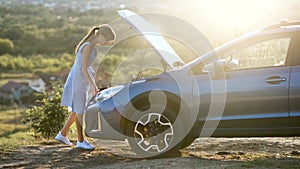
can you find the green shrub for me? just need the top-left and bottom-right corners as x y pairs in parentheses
(22, 81), (68, 139)
(0, 38), (14, 55)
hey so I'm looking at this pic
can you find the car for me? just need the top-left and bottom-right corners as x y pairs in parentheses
(85, 10), (300, 158)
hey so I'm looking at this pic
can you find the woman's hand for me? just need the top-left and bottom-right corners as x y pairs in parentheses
(105, 40), (114, 46)
(90, 85), (99, 96)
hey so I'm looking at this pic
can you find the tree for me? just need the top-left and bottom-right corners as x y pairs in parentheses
(1, 25), (25, 41)
(0, 38), (14, 55)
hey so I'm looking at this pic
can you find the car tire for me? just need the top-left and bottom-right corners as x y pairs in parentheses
(126, 104), (183, 158)
(178, 134), (197, 149)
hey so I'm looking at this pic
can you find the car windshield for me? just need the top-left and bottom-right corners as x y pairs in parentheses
(184, 30), (262, 69)
(93, 35), (169, 87)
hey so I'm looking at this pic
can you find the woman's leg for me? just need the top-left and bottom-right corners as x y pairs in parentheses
(55, 112), (76, 146)
(75, 114), (84, 142)
(61, 112), (76, 136)
(75, 114), (95, 149)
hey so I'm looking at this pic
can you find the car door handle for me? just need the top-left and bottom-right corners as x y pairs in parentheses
(265, 76), (287, 84)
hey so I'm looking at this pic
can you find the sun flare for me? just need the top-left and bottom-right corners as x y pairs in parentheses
(167, 0), (297, 46)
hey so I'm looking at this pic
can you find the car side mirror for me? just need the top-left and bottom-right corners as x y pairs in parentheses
(207, 59), (228, 80)
(227, 58), (239, 70)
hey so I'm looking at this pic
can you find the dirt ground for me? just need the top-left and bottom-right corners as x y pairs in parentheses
(1, 137), (300, 169)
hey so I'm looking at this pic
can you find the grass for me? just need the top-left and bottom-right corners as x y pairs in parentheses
(0, 106), (35, 151)
(0, 72), (35, 86)
(0, 106), (27, 135)
(0, 72), (37, 151)
(0, 105), (78, 152)
(0, 106), (67, 151)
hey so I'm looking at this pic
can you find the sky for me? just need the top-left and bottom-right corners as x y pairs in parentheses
(144, 0), (300, 46)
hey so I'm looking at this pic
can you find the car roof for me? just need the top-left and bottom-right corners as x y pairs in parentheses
(260, 19), (300, 31)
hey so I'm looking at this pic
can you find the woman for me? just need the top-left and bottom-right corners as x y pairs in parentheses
(55, 24), (116, 149)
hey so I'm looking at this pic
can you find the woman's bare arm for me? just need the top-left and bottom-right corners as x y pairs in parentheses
(81, 45), (98, 95)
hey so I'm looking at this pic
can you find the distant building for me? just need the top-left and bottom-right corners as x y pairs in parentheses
(0, 81), (35, 105)
(26, 78), (46, 92)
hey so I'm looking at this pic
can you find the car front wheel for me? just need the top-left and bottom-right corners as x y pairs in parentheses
(126, 105), (181, 158)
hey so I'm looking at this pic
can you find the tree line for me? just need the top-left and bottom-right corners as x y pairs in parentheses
(0, 4), (196, 83)
(0, 4), (121, 75)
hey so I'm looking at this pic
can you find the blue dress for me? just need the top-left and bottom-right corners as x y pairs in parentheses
(61, 42), (97, 114)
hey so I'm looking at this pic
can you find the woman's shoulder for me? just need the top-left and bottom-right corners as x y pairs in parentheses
(81, 42), (92, 48)
(78, 42), (92, 53)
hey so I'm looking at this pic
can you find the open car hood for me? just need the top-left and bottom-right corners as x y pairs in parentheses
(118, 10), (185, 69)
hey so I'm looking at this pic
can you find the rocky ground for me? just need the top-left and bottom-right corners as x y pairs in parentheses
(1, 137), (300, 169)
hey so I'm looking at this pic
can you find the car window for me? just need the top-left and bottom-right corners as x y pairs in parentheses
(223, 38), (291, 71)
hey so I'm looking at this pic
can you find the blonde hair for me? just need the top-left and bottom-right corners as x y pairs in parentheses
(75, 24), (116, 54)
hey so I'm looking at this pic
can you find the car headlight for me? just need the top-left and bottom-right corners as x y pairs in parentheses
(96, 85), (125, 102)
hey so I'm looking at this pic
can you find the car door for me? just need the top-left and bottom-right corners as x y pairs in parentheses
(217, 33), (294, 134)
(289, 32), (300, 132)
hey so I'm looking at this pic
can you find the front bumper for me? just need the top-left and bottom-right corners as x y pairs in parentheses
(84, 100), (125, 141)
